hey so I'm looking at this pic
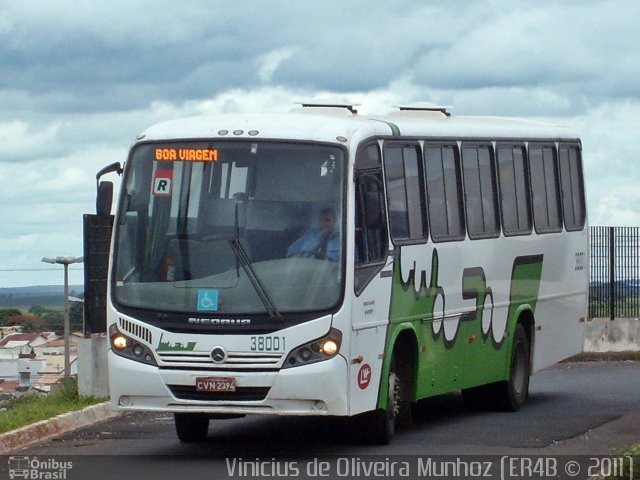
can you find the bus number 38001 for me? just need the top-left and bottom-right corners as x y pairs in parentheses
(250, 335), (285, 352)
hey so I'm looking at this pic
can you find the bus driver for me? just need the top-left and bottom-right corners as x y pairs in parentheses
(287, 208), (340, 261)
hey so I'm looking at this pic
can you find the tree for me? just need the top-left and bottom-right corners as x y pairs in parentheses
(69, 301), (84, 332)
(41, 310), (64, 335)
(0, 308), (23, 326)
(28, 306), (47, 316)
(5, 314), (44, 333)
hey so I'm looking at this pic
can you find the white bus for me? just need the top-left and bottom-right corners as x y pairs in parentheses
(104, 103), (588, 444)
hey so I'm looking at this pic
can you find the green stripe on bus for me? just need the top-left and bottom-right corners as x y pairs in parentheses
(372, 119), (401, 136)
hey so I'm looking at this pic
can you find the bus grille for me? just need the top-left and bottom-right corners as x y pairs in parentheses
(118, 318), (153, 344)
(167, 385), (270, 402)
(157, 351), (283, 370)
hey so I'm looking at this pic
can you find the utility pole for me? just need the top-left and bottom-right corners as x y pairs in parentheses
(42, 256), (84, 378)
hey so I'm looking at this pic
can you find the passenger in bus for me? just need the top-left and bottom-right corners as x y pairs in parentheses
(287, 208), (340, 261)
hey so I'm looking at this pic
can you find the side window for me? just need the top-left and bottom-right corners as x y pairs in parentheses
(424, 144), (465, 241)
(356, 174), (386, 265)
(462, 144), (500, 239)
(383, 143), (426, 243)
(529, 144), (562, 233)
(355, 143), (387, 267)
(497, 144), (532, 235)
(354, 143), (389, 295)
(559, 144), (586, 231)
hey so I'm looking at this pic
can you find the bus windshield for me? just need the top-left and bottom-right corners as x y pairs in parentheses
(113, 141), (345, 316)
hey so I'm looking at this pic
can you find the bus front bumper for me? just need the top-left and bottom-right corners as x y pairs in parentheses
(108, 351), (349, 416)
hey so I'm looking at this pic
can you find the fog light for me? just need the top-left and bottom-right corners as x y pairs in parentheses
(113, 335), (128, 351)
(320, 339), (338, 356)
(119, 395), (131, 407)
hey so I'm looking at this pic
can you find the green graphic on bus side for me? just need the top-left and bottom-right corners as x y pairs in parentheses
(377, 249), (543, 408)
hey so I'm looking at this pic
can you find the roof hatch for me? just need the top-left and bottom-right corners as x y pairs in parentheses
(393, 102), (451, 117)
(298, 102), (360, 114)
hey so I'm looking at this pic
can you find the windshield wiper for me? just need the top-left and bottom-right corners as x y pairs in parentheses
(228, 238), (283, 321)
(227, 201), (282, 321)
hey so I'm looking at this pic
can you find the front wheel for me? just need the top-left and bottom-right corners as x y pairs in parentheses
(174, 413), (209, 442)
(358, 352), (413, 445)
(358, 371), (398, 445)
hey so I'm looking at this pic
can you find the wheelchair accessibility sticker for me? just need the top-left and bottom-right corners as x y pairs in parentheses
(197, 290), (219, 312)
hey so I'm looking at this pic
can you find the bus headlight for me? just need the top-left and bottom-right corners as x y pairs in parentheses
(320, 339), (339, 356)
(112, 335), (129, 351)
(282, 328), (342, 369)
(109, 324), (157, 366)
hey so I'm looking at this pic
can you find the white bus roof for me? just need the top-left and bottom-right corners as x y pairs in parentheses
(137, 106), (579, 146)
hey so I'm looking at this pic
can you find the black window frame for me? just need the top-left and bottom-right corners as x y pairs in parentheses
(528, 142), (563, 234)
(354, 141), (389, 296)
(382, 141), (427, 245)
(461, 142), (501, 240)
(496, 142), (533, 237)
(558, 142), (586, 232)
(423, 141), (466, 243)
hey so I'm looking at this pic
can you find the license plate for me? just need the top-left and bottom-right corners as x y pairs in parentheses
(195, 377), (236, 392)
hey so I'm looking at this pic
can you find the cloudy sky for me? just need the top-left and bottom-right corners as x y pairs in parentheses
(1, 0), (638, 287)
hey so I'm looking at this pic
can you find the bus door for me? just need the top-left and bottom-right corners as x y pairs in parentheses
(349, 142), (392, 415)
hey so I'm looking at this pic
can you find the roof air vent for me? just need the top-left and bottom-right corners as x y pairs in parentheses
(298, 102), (360, 114)
(394, 102), (451, 117)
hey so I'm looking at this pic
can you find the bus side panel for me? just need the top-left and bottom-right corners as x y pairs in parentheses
(348, 269), (393, 416)
(532, 293), (586, 371)
(532, 230), (588, 371)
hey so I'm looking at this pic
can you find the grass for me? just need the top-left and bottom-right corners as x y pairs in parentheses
(607, 442), (640, 479)
(0, 378), (106, 434)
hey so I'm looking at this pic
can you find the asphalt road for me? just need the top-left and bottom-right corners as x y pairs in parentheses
(5, 361), (640, 479)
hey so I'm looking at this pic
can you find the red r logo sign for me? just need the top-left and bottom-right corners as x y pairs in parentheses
(153, 169), (173, 196)
(358, 364), (372, 390)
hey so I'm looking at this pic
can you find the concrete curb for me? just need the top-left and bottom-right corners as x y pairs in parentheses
(0, 401), (118, 454)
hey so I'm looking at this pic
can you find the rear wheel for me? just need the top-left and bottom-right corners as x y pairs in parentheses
(174, 413), (209, 442)
(491, 323), (531, 411)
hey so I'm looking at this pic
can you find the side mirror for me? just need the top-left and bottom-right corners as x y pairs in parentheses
(96, 162), (123, 186)
(95, 162), (122, 217)
(97, 181), (114, 218)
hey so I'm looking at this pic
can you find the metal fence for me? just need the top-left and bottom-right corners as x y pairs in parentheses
(589, 226), (640, 319)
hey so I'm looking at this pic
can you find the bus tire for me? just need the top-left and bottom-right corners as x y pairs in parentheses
(174, 413), (209, 442)
(360, 352), (412, 444)
(359, 406), (394, 445)
(491, 323), (531, 412)
(358, 364), (398, 444)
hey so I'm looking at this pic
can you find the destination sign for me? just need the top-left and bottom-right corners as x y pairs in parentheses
(155, 148), (219, 162)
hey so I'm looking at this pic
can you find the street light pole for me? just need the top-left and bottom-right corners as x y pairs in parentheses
(42, 256), (84, 379)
